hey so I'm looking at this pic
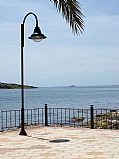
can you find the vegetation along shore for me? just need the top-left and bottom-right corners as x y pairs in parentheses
(0, 82), (38, 89)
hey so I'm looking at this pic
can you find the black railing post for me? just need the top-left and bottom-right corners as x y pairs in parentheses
(90, 105), (94, 129)
(45, 104), (48, 126)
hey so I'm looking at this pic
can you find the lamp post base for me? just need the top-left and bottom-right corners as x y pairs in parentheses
(19, 129), (27, 136)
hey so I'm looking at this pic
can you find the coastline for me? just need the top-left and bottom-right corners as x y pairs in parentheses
(0, 82), (38, 89)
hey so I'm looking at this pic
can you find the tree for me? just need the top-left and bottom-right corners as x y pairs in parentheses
(50, 0), (84, 35)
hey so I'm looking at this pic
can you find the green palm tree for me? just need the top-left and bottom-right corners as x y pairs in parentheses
(50, 0), (84, 35)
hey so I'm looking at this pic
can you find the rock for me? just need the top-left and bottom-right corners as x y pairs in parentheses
(71, 117), (85, 122)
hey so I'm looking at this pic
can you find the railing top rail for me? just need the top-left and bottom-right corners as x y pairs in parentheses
(48, 107), (90, 110)
(1, 109), (21, 112)
(1, 107), (119, 112)
(94, 108), (119, 110)
(24, 108), (44, 110)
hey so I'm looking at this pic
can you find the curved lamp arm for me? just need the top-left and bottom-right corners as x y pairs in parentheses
(22, 12), (39, 26)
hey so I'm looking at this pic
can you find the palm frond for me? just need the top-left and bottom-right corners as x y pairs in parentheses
(50, 0), (85, 35)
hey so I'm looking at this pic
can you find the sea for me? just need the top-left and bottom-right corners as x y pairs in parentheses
(0, 85), (119, 111)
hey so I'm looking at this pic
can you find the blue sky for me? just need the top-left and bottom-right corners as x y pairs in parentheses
(0, 0), (119, 87)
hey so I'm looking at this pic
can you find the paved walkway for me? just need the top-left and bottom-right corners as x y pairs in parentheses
(0, 126), (119, 159)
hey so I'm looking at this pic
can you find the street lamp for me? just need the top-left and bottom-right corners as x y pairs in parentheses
(19, 12), (47, 136)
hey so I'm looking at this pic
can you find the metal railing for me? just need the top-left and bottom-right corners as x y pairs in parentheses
(46, 107), (90, 127)
(93, 108), (119, 129)
(0, 108), (44, 131)
(0, 104), (119, 131)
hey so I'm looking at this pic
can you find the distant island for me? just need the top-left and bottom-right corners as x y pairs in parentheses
(69, 85), (76, 87)
(0, 82), (38, 89)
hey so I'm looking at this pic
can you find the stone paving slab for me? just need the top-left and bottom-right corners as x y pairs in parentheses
(0, 126), (119, 159)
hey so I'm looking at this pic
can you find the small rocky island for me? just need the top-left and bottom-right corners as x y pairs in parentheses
(0, 82), (38, 89)
(69, 85), (76, 87)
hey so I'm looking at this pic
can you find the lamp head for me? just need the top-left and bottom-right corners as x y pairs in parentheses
(29, 26), (47, 42)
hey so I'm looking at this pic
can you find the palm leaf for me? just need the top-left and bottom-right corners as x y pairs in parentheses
(50, 0), (84, 35)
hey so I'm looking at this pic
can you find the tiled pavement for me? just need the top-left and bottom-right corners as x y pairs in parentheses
(0, 126), (119, 159)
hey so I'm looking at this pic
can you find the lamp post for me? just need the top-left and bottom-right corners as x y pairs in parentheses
(19, 12), (47, 136)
